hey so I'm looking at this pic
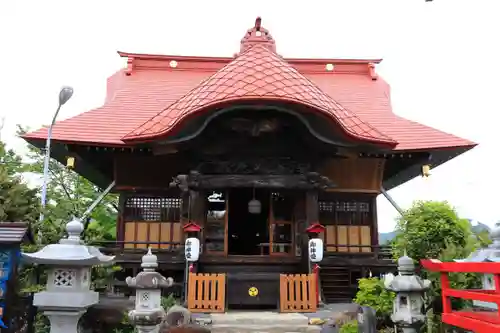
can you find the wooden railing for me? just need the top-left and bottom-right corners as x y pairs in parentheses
(94, 241), (393, 262)
(422, 259), (500, 333)
(91, 240), (183, 254)
(187, 273), (226, 313)
(324, 244), (393, 260)
(279, 273), (317, 313)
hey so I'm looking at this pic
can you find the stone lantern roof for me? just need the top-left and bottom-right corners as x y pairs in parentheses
(126, 248), (174, 289)
(22, 218), (115, 266)
(384, 254), (431, 292)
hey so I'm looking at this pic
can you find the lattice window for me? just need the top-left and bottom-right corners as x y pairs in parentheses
(320, 201), (371, 213)
(53, 269), (76, 287)
(319, 201), (334, 212)
(141, 292), (150, 302)
(318, 196), (373, 226)
(358, 202), (370, 212)
(124, 196), (182, 222)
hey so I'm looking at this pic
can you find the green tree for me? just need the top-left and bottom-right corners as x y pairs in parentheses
(391, 200), (482, 331)
(0, 141), (26, 176)
(17, 126), (118, 243)
(0, 141), (39, 223)
(392, 201), (474, 261)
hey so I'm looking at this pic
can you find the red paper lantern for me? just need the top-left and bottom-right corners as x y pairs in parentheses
(182, 222), (201, 233)
(306, 223), (325, 234)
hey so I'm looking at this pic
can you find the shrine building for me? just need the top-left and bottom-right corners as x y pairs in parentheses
(22, 18), (476, 308)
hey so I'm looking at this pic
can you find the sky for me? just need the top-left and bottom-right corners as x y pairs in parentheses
(0, 0), (498, 232)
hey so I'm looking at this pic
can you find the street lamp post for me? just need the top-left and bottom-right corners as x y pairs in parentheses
(39, 86), (74, 223)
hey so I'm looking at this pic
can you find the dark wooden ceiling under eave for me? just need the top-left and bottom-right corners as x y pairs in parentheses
(25, 139), (114, 189)
(382, 145), (476, 190)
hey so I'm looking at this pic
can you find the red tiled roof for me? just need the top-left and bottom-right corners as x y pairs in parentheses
(123, 44), (396, 146)
(22, 19), (476, 152)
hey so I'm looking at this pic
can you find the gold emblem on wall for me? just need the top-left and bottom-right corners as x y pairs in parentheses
(248, 286), (259, 297)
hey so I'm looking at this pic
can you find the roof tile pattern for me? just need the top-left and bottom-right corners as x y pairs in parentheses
(22, 65), (476, 151)
(0, 222), (29, 243)
(124, 45), (396, 145)
(22, 17), (476, 152)
(23, 69), (216, 145)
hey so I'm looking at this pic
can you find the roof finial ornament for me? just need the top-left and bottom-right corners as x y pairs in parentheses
(60, 217), (84, 245)
(255, 17), (262, 31)
(239, 17), (276, 54)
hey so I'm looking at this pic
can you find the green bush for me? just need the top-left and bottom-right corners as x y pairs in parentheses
(392, 201), (472, 262)
(339, 320), (358, 333)
(354, 277), (395, 317)
(353, 277), (395, 328)
(161, 294), (178, 310)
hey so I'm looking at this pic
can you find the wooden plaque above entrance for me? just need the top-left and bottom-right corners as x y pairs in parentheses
(170, 171), (335, 190)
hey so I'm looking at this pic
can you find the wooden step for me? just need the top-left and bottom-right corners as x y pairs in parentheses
(321, 283), (354, 289)
(322, 290), (352, 294)
(324, 297), (352, 301)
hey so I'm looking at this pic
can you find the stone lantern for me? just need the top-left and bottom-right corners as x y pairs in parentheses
(126, 248), (174, 333)
(21, 218), (115, 333)
(455, 222), (500, 309)
(384, 254), (431, 333)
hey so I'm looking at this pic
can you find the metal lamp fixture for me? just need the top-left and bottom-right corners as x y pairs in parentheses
(248, 187), (261, 214)
(39, 86), (74, 224)
(59, 86), (74, 106)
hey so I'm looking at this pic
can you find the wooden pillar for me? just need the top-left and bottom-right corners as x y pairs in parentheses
(116, 193), (126, 246)
(191, 190), (206, 228)
(306, 190), (319, 225)
(371, 195), (379, 248)
(180, 191), (190, 225)
(301, 190), (319, 273)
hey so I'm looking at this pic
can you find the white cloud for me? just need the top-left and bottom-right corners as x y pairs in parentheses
(1, 0), (497, 231)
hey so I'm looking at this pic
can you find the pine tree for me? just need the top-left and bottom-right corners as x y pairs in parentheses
(0, 142), (39, 222)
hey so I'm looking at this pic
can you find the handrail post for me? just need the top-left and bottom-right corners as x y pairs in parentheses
(312, 264), (320, 307)
(440, 272), (452, 314)
(494, 274), (500, 317)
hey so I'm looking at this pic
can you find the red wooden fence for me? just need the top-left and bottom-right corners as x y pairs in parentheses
(421, 259), (500, 333)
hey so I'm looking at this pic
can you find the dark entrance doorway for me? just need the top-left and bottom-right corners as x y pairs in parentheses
(228, 188), (270, 255)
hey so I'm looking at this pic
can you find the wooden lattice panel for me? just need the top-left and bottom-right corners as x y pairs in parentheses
(124, 196), (182, 221)
(123, 196), (183, 249)
(123, 222), (182, 249)
(279, 274), (317, 313)
(187, 273), (226, 313)
(321, 225), (372, 253)
(318, 195), (373, 253)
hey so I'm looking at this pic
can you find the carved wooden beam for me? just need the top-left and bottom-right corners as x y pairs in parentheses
(170, 171), (335, 190)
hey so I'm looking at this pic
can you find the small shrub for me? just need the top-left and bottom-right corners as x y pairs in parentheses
(162, 293), (178, 310)
(353, 277), (395, 328)
(339, 320), (358, 333)
(354, 277), (395, 316)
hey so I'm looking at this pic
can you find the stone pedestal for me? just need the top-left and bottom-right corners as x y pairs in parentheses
(44, 311), (86, 333)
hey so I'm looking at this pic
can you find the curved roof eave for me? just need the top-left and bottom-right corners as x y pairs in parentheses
(122, 42), (395, 147)
(121, 96), (397, 148)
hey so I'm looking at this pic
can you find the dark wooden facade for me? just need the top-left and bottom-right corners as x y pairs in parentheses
(102, 108), (397, 305)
